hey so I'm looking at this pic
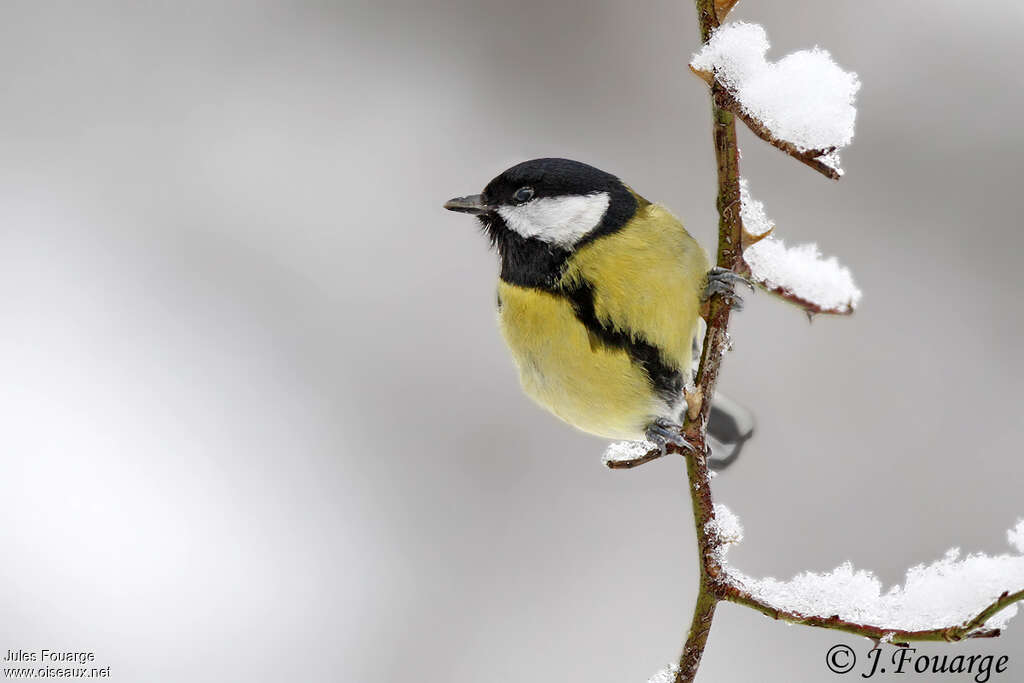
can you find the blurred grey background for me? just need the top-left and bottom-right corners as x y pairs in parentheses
(0, 1), (1021, 681)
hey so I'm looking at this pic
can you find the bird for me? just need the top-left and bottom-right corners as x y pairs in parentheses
(445, 158), (753, 464)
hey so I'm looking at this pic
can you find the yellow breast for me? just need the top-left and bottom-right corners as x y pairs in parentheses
(561, 203), (707, 371)
(497, 282), (664, 440)
(495, 203), (709, 440)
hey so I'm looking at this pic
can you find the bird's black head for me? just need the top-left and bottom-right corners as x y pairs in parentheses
(444, 158), (640, 289)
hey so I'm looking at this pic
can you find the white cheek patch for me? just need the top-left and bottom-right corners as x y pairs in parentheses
(497, 192), (611, 247)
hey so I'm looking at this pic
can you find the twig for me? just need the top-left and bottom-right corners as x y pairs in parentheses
(672, 1), (743, 680)
(666, 2), (1024, 682)
(718, 584), (1024, 644)
(717, 88), (842, 180)
(756, 282), (855, 316)
(962, 589), (1024, 634)
(689, 66), (842, 181)
(604, 449), (665, 470)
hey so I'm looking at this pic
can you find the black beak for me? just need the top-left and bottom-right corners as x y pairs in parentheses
(444, 194), (490, 215)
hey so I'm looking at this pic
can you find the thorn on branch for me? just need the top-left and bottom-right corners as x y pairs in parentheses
(713, 0), (741, 22)
(741, 225), (773, 249)
(688, 64), (714, 87)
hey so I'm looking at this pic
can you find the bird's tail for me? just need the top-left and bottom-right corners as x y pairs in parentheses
(705, 393), (755, 471)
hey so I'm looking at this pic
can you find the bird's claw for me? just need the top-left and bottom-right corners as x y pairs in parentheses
(702, 267), (753, 311)
(645, 418), (696, 454)
(708, 267), (754, 291)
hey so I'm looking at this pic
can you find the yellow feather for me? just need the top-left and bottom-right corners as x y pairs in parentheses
(561, 203), (708, 374)
(497, 204), (709, 440)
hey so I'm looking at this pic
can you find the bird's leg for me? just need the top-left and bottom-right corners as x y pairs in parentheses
(644, 417), (697, 455)
(701, 267), (753, 315)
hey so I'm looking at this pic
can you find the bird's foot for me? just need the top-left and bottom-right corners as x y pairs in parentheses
(644, 417), (696, 455)
(702, 267), (753, 311)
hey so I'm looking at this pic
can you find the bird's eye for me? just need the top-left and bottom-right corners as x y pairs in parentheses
(512, 186), (535, 203)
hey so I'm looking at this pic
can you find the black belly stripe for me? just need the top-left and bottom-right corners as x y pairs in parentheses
(562, 281), (683, 405)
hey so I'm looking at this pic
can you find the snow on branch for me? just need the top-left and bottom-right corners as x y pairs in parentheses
(708, 506), (1024, 643)
(647, 664), (680, 683)
(602, 439), (662, 469)
(712, 0), (741, 22)
(690, 22), (861, 180)
(739, 178), (862, 315)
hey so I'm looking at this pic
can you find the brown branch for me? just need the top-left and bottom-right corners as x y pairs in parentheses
(689, 66), (842, 181)
(603, 448), (664, 469)
(718, 584), (1024, 644)
(672, 2), (743, 681)
(719, 88), (842, 180)
(755, 282), (856, 316)
(664, 2), (1024, 682)
(963, 589), (1024, 633)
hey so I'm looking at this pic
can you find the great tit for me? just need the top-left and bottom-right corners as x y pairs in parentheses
(445, 158), (753, 463)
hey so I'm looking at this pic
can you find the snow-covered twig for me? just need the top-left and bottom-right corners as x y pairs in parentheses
(724, 586), (1023, 644)
(708, 84), (843, 180)
(690, 22), (860, 181)
(707, 509), (1024, 645)
(602, 440), (663, 469)
(650, 3), (1023, 683)
(739, 178), (862, 315)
